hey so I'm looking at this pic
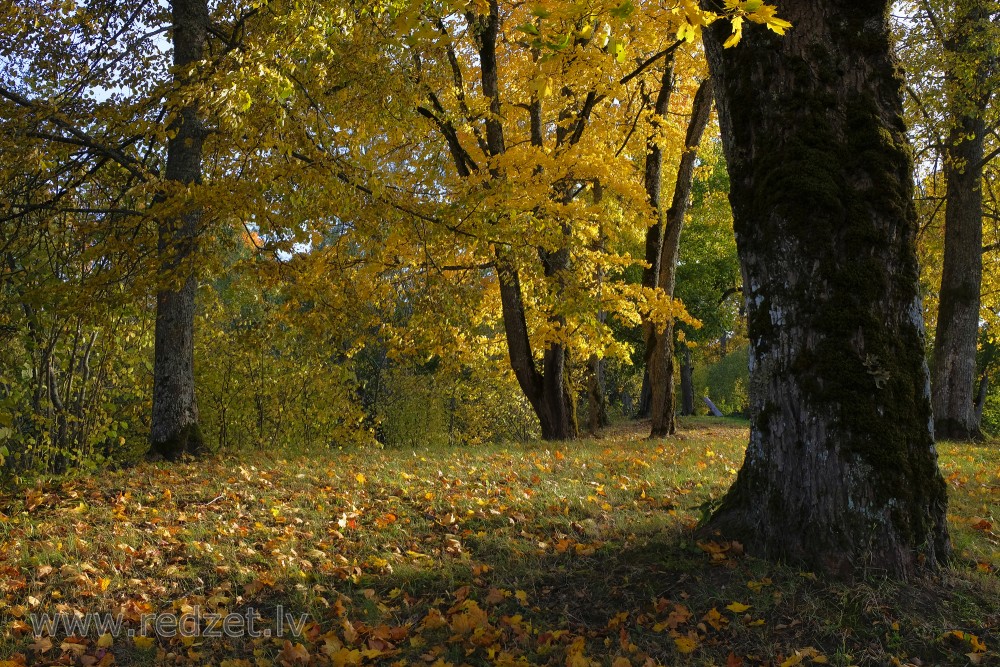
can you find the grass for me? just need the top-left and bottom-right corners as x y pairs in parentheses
(0, 417), (997, 666)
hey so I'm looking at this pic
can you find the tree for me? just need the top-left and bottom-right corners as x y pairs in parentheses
(674, 138), (745, 416)
(647, 76), (713, 436)
(896, 0), (999, 441)
(701, 0), (950, 576)
(364, 0), (720, 440)
(0, 0), (227, 460)
(149, 0), (210, 460)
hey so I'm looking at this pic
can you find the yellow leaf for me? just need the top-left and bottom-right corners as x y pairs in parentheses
(766, 16), (792, 34)
(723, 16), (743, 48)
(702, 607), (728, 630)
(355, 473), (366, 484)
(133, 636), (156, 649)
(676, 23), (697, 43)
(675, 636), (698, 653)
(330, 647), (362, 667)
(726, 601), (751, 613)
(97, 633), (113, 648)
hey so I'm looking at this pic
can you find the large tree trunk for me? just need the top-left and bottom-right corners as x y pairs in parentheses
(149, 0), (208, 460)
(931, 0), (991, 442)
(649, 79), (714, 437)
(701, 1), (950, 577)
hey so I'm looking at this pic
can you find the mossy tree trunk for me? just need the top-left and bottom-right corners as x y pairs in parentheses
(931, 0), (993, 442)
(701, 0), (950, 577)
(149, 0), (208, 460)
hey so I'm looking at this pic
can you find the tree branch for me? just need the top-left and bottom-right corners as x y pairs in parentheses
(1, 86), (152, 181)
(620, 41), (684, 87)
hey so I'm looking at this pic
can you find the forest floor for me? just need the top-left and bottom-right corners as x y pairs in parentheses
(1, 418), (999, 667)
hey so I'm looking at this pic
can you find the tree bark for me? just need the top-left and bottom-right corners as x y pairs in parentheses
(636, 60), (675, 423)
(149, 0), (208, 460)
(587, 355), (609, 434)
(701, 0), (950, 577)
(649, 78), (713, 437)
(931, 0), (992, 442)
(679, 343), (694, 416)
(974, 372), (989, 424)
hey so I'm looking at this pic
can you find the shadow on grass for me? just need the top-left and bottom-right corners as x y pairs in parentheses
(236, 521), (1000, 667)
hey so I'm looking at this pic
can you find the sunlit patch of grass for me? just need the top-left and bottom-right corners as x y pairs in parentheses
(937, 439), (1000, 572)
(0, 420), (998, 666)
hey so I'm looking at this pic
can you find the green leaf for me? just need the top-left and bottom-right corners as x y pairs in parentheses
(548, 32), (572, 51)
(609, 1), (634, 19)
(515, 23), (540, 36)
(607, 36), (626, 62)
(277, 81), (295, 102)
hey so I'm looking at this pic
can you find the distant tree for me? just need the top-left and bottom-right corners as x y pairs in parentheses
(646, 77), (713, 437)
(702, 0), (950, 576)
(896, 0), (999, 441)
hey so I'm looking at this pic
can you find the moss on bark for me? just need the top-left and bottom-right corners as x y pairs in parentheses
(149, 423), (205, 461)
(700, 0), (949, 577)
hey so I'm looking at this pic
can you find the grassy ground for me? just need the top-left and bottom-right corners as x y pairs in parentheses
(0, 417), (998, 666)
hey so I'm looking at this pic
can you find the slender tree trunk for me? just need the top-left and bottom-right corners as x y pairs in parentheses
(701, 0), (950, 577)
(649, 79), (713, 437)
(679, 344), (694, 416)
(636, 59), (675, 422)
(933, 115), (985, 440)
(149, 0), (208, 460)
(495, 258), (575, 439)
(588, 204), (610, 435)
(586, 354), (608, 435)
(636, 374), (652, 419)
(463, 1), (578, 440)
(931, 0), (992, 441)
(974, 373), (989, 424)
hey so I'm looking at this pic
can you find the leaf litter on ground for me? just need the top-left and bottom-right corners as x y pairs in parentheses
(0, 417), (998, 666)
